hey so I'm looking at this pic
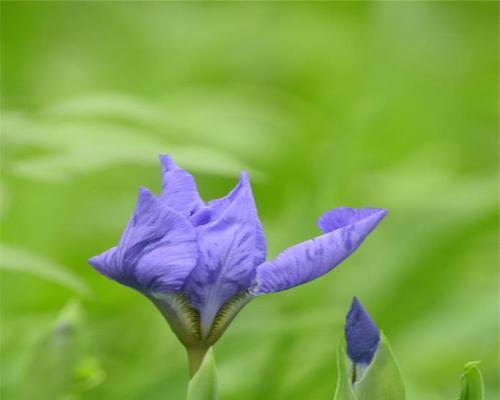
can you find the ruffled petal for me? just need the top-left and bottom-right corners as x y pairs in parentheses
(89, 188), (198, 292)
(190, 173), (266, 263)
(255, 207), (387, 294)
(182, 172), (266, 335)
(345, 297), (380, 365)
(159, 155), (204, 217)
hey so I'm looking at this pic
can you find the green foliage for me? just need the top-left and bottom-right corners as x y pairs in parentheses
(334, 335), (405, 400)
(1, 109), (259, 183)
(20, 302), (105, 400)
(0, 244), (90, 296)
(187, 348), (219, 400)
(1, 2), (498, 400)
(353, 334), (405, 400)
(333, 340), (357, 400)
(458, 362), (484, 400)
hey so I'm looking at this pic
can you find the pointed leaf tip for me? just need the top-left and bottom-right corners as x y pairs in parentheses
(459, 361), (484, 400)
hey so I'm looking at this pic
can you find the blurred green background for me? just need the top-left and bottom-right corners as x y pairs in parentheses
(1, 2), (498, 399)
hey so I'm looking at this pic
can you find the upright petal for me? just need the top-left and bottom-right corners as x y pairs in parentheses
(160, 155), (205, 217)
(89, 188), (198, 292)
(187, 178), (242, 228)
(255, 207), (387, 294)
(182, 172), (266, 335)
(210, 174), (266, 265)
(345, 297), (380, 365)
(191, 172), (266, 262)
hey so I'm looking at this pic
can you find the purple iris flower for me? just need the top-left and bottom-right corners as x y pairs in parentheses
(345, 297), (380, 382)
(89, 155), (387, 374)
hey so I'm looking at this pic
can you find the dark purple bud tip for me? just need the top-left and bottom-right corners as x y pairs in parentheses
(345, 297), (380, 365)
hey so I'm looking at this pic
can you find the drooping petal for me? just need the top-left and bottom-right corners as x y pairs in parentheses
(159, 155), (204, 217)
(345, 297), (380, 365)
(255, 207), (387, 294)
(182, 172), (266, 335)
(89, 188), (198, 292)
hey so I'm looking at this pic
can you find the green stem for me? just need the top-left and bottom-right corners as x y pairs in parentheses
(187, 345), (209, 378)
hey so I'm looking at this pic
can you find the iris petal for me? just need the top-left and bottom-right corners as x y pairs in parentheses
(255, 207), (387, 294)
(182, 172), (266, 335)
(159, 154), (205, 217)
(89, 188), (198, 292)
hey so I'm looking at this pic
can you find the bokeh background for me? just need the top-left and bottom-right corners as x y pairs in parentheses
(1, 2), (498, 399)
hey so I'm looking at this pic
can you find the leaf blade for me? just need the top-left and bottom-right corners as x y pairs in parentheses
(333, 339), (358, 400)
(353, 333), (405, 400)
(0, 243), (91, 296)
(458, 361), (484, 400)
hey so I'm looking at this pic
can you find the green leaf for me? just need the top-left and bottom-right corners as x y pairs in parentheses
(20, 301), (105, 399)
(187, 347), (219, 400)
(333, 339), (357, 400)
(0, 243), (91, 296)
(353, 333), (405, 400)
(44, 92), (168, 126)
(458, 361), (484, 400)
(2, 111), (262, 183)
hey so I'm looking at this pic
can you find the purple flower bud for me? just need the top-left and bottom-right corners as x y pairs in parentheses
(345, 297), (380, 366)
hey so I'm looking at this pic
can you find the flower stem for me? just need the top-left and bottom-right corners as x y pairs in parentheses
(187, 345), (209, 378)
